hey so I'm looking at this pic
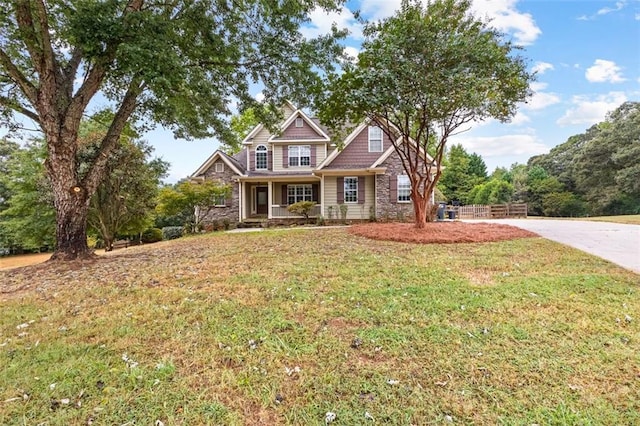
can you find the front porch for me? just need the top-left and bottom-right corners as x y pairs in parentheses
(239, 179), (322, 222)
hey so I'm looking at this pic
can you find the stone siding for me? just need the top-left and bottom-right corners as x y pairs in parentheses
(202, 159), (240, 224)
(376, 152), (415, 222)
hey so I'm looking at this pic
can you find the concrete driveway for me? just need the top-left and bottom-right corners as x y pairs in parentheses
(471, 219), (640, 274)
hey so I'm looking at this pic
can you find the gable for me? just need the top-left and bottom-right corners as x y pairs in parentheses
(191, 150), (245, 178)
(322, 125), (388, 169)
(272, 113), (327, 140)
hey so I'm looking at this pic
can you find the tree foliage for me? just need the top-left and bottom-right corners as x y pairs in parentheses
(0, 0), (347, 260)
(439, 144), (488, 203)
(317, 0), (532, 228)
(0, 120), (167, 252)
(156, 180), (230, 233)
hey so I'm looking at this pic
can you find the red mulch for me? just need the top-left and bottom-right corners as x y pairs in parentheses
(349, 222), (538, 244)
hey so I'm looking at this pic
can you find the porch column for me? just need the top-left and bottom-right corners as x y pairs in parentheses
(238, 182), (245, 222)
(267, 181), (273, 219)
(320, 175), (325, 217)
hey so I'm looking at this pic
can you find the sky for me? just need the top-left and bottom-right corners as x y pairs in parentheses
(4, 1), (639, 182)
(151, 0), (640, 182)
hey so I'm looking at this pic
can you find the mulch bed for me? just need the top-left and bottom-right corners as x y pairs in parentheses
(349, 222), (538, 244)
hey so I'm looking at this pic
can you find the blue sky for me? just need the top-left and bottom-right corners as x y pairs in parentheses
(4, 1), (638, 182)
(153, 0), (639, 182)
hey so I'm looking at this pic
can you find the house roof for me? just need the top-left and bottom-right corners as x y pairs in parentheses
(268, 107), (330, 143)
(191, 149), (246, 178)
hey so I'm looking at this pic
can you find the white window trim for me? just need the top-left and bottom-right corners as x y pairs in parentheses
(215, 162), (224, 172)
(397, 175), (411, 203)
(288, 145), (311, 167)
(368, 126), (383, 153)
(295, 117), (304, 128)
(287, 184), (313, 205)
(344, 176), (358, 204)
(255, 144), (268, 170)
(214, 194), (227, 207)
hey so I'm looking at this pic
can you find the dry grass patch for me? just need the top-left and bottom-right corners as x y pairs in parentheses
(0, 229), (638, 425)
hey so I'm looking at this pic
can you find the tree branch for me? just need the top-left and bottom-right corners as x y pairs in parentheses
(82, 78), (145, 195)
(14, 0), (44, 74)
(0, 48), (38, 105)
(0, 95), (41, 123)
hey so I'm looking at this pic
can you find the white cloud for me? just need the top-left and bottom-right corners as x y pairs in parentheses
(597, 1), (626, 16)
(255, 92), (265, 102)
(532, 62), (554, 75)
(301, 7), (363, 40)
(358, 0), (541, 45)
(359, 0), (402, 21)
(453, 134), (548, 157)
(508, 111), (531, 125)
(636, 13), (640, 20)
(585, 59), (626, 83)
(556, 92), (627, 126)
(343, 46), (360, 62)
(524, 82), (561, 110)
(470, 0), (542, 45)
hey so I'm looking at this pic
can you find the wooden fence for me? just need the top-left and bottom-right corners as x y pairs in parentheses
(455, 204), (527, 219)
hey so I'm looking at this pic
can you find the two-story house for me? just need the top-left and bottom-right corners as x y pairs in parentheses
(190, 101), (429, 224)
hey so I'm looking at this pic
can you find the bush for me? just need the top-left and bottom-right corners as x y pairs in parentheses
(316, 215), (325, 226)
(287, 201), (317, 219)
(141, 228), (163, 243)
(162, 226), (184, 240)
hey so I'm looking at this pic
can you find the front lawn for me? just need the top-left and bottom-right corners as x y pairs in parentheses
(0, 229), (638, 425)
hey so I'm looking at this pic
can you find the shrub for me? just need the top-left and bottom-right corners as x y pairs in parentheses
(162, 226), (184, 240)
(141, 228), (163, 243)
(287, 201), (317, 220)
(316, 215), (325, 226)
(339, 204), (348, 220)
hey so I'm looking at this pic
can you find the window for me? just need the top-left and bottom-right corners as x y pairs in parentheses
(288, 145), (311, 167)
(214, 194), (226, 207)
(287, 184), (313, 205)
(368, 126), (383, 152)
(215, 162), (224, 172)
(344, 177), (358, 203)
(255, 145), (267, 170)
(295, 117), (304, 127)
(397, 175), (411, 202)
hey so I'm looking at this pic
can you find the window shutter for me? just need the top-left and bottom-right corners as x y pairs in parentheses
(312, 184), (319, 202)
(267, 150), (272, 171)
(390, 175), (397, 204)
(250, 151), (255, 171)
(310, 145), (316, 167)
(358, 176), (365, 204)
(281, 185), (288, 205)
(337, 177), (344, 204)
(282, 145), (288, 168)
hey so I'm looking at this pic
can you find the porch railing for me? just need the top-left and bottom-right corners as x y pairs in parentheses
(271, 205), (321, 218)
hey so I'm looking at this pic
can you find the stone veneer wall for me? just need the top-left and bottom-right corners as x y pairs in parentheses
(376, 152), (415, 222)
(201, 159), (240, 224)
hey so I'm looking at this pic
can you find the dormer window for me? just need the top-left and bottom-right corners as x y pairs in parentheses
(368, 126), (383, 152)
(295, 117), (304, 127)
(255, 145), (268, 170)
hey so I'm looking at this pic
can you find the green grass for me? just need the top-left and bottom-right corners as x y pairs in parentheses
(1, 229), (638, 425)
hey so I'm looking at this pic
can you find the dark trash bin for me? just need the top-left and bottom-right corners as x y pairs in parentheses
(437, 203), (446, 220)
(448, 209), (456, 220)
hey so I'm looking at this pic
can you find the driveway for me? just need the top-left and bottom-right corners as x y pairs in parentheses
(471, 219), (640, 274)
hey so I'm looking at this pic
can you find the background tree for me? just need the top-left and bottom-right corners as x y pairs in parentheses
(439, 144), (488, 204)
(227, 108), (263, 155)
(0, 0), (347, 260)
(0, 139), (56, 252)
(0, 118), (167, 252)
(318, 0), (532, 228)
(78, 115), (169, 250)
(156, 181), (230, 233)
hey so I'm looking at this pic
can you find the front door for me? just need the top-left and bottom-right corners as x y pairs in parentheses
(256, 186), (268, 215)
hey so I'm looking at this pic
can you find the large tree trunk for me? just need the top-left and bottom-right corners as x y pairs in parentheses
(50, 194), (94, 260)
(412, 193), (428, 229)
(46, 133), (95, 261)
